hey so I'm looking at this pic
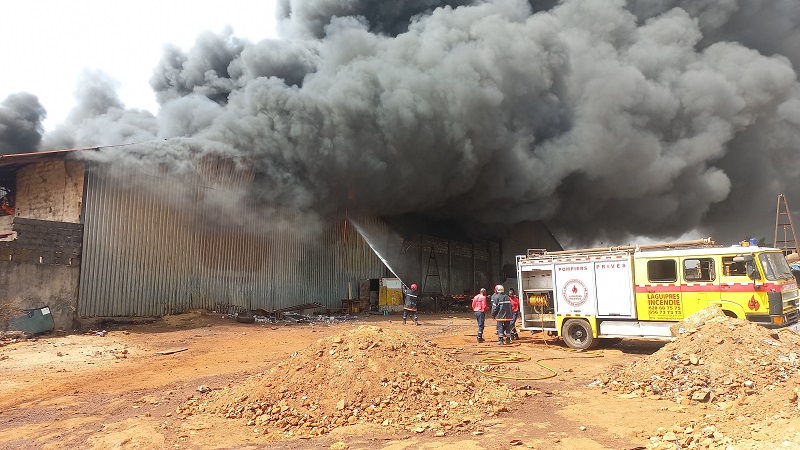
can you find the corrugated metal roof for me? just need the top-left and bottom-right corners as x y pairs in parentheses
(0, 148), (99, 168)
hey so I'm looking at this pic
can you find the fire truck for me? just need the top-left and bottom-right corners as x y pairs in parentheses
(516, 238), (800, 349)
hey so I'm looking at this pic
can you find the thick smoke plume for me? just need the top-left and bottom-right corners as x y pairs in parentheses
(41, 70), (158, 150)
(9, 0), (800, 246)
(0, 93), (45, 155)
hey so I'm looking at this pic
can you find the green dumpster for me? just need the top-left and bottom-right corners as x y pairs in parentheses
(8, 306), (55, 334)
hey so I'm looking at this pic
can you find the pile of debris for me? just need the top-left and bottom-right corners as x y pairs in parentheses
(1, 330), (30, 347)
(598, 314), (800, 405)
(216, 302), (359, 325)
(644, 408), (800, 450)
(181, 325), (513, 439)
(597, 309), (800, 449)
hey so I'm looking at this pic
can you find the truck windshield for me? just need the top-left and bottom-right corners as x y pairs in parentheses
(758, 252), (794, 281)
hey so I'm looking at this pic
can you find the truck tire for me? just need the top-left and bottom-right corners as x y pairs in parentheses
(562, 319), (596, 350)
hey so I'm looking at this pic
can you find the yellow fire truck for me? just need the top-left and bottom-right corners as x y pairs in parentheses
(516, 238), (800, 349)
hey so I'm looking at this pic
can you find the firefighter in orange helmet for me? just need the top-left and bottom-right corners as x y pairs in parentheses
(402, 283), (419, 325)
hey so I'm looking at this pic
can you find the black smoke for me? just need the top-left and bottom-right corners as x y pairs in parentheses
(0, 93), (46, 155)
(627, 0), (800, 71)
(276, 0), (474, 38)
(22, 0), (800, 246)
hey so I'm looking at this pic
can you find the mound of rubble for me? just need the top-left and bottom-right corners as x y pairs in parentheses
(598, 313), (800, 449)
(599, 315), (800, 405)
(180, 325), (513, 439)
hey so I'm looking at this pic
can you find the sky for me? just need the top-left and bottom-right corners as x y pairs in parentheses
(1, 0), (800, 247)
(0, 0), (278, 131)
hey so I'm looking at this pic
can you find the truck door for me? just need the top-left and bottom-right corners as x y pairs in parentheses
(718, 256), (751, 317)
(637, 258), (684, 321)
(554, 262), (598, 316)
(680, 257), (720, 316)
(595, 254), (635, 317)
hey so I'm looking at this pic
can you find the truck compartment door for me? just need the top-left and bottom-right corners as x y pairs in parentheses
(554, 262), (598, 316)
(595, 258), (635, 317)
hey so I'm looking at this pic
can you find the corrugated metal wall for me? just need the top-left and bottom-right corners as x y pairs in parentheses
(77, 164), (558, 318)
(78, 169), (385, 317)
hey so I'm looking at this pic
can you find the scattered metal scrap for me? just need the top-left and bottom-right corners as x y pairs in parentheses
(282, 313), (358, 323)
(217, 302), (358, 325)
(215, 303), (247, 317)
(275, 302), (325, 314)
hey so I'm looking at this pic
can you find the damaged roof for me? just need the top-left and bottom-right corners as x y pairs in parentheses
(0, 148), (99, 170)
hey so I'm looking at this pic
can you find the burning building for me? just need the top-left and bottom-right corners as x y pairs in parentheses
(0, 145), (560, 330)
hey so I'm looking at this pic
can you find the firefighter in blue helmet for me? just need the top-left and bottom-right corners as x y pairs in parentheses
(403, 283), (419, 325)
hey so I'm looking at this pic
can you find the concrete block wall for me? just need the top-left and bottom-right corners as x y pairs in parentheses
(14, 160), (84, 223)
(0, 218), (83, 331)
(0, 218), (83, 265)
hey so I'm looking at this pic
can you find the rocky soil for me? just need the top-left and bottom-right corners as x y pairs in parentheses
(4, 311), (800, 449)
(181, 324), (514, 441)
(599, 314), (800, 449)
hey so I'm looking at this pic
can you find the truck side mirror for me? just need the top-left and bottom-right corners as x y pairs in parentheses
(746, 261), (759, 280)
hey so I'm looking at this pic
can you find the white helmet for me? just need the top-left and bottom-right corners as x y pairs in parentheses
(495, 284), (504, 293)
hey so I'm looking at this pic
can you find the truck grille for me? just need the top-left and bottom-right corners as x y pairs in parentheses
(783, 289), (800, 324)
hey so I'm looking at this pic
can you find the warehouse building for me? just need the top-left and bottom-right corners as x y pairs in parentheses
(0, 146), (561, 330)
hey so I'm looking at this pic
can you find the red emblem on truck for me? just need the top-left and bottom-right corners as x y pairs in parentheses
(562, 279), (589, 307)
(748, 296), (760, 311)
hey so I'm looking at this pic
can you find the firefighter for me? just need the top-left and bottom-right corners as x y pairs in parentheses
(402, 283), (419, 325)
(471, 288), (488, 343)
(508, 287), (520, 340)
(491, 284), (513, 345)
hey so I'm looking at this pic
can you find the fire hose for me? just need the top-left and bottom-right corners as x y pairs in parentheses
(446, 293), (603, 381)
(475, 345), (603, 381)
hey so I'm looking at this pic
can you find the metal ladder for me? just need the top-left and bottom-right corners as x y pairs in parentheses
(422, 245), (443, 296)
(774, 194), (799, 256)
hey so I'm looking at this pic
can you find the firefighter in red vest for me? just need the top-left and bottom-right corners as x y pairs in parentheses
(508, 287), (521, 340)
(471, 288), (488, 343)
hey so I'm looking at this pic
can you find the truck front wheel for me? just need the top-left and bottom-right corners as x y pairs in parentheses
(562, 319), (597, 350)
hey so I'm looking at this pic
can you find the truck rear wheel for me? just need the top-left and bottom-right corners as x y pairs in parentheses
(562, 319), (596, 350)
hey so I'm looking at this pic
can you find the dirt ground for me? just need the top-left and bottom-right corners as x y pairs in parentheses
(1, 311), (799, 450)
